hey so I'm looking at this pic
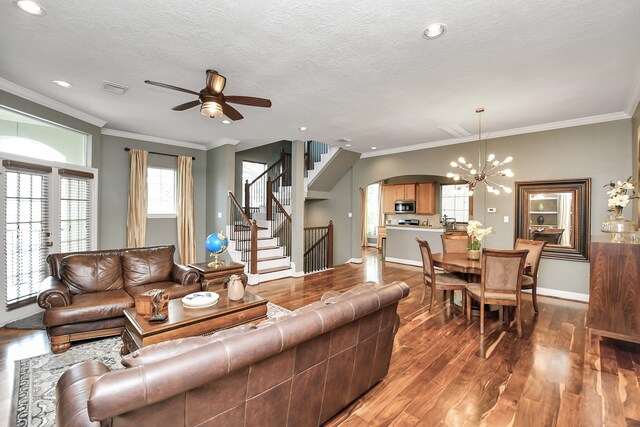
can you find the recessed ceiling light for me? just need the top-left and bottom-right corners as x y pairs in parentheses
(299, 126), (307, 131)
(15, 1), (46, 15)
(371, 146), (377, 150)
(53, 80), (72, 88)
(222, 119), (231, 125)
(345, 144), (352, 147)
(422, 23), (446, 39)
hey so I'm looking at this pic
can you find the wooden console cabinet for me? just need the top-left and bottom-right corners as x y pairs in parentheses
(189, 260), (247, 292)
(587, 236), (640, 343)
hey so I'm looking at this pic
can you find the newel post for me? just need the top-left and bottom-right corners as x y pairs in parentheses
(244, 179), (250, 216)
(328, 220), (334, 268)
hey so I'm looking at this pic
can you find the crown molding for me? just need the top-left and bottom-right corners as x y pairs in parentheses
(361, 111), (631, 158)
(101, 128), (208, 151)
(0, 77), (107, 127)
(205, 137), (240, 150)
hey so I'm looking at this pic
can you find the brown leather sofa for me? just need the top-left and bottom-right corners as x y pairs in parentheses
(38, 245), (200, 353)
(56, 281), (410, 427)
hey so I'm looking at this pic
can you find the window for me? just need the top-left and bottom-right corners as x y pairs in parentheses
(441, 184), (471, 223)
(242, 161), (267, 207)
(147, 167), (176, 217)
(366, 183), (380, 237)
(0, 107), (87, 166)
(3, 165), (51, 308)
(59, 171), (93, 253)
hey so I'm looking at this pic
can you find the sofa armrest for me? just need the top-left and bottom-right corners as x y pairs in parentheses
(172, 264), (199, 285)
(38, 277), (72, 309)
(56, 360), (110, 426)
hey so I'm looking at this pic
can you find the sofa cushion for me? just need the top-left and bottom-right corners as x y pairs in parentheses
(122, 246), (174, 289)
(125, 281), (201, 300)
(60, 252), (123, 295)
(43, 289), (134, 326)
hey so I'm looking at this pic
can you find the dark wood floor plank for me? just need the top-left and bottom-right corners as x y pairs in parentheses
(2, 248), (640, 427)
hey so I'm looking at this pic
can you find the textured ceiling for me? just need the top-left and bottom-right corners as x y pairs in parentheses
(0, 0), (639, 153)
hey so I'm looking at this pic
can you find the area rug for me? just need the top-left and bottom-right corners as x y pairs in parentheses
(10, 302), (291, 427)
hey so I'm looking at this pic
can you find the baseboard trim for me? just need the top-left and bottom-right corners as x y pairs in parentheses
(523, 287), (589, 303)
(348, 258), (363, 264)
(383, 257), (423, 267)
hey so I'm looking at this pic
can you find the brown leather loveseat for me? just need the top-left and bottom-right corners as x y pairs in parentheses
(56, 281), (410, 426)
(38, 245), (199, 353)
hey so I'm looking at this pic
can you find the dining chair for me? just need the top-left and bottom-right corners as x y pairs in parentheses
(441, 232), (469, 254)
(514, 238), (546, 314)
(416, 238), (468, 313)
(465, 249), (529, 337)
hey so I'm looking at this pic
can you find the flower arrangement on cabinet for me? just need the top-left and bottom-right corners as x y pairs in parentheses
(605, 177), (638, 214)
(466, 220), (493, 250)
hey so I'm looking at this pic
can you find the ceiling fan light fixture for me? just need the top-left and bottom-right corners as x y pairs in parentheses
(201, 101), (223, 118)
(15, 0), (46, 15)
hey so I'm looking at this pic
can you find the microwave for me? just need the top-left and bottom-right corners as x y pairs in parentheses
(394, 200), (415, 214)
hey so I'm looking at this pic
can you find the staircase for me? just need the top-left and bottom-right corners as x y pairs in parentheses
(227, 205), (294, 285)
(226, 141), (356, 285)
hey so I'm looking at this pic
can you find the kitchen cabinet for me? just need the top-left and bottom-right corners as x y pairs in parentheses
(416, 182), (436, 214)
(382, 183), (433, 214)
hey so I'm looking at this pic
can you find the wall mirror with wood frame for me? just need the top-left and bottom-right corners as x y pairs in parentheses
(514, 178), (591, 261)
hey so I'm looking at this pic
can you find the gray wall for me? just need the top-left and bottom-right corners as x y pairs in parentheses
(206, 144), (235, 262)
(305, 168), (354, 264)
(350, 119), (633, 296)
(234, 140), (291, 196)
(100, 135), (207, 261)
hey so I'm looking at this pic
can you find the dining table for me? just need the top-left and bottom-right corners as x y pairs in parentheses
(430, 252), (531, 316)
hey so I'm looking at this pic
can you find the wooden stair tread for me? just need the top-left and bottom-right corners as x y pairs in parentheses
(241, 246), (280, 252)
(235, 237), (275, 242)
(258, 265), (292, 274)
(257, 256), (287, 262)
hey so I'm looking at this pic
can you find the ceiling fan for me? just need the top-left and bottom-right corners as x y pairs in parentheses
(144, 69), (272, 121)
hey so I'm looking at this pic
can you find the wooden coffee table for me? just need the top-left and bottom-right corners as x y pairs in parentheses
(120, 290), (268, 355)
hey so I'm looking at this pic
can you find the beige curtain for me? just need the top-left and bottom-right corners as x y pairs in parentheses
(126, 149), (148, 248)
(360, 187), (367, 247)
(177, 155), (197, 264)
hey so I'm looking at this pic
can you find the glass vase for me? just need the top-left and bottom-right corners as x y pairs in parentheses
(602, 210), (638, 243)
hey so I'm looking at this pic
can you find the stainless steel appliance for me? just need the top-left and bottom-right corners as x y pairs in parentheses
(394, 200), (415, 214)
(398, 219), (420, 226)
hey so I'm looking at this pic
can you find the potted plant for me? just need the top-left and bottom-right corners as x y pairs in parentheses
(466, 220), (492, 260)
(602, 177), (638, 242)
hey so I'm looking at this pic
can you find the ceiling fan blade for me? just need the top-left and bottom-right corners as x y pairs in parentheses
(206, 70), (227, 95)
(225, 96), (272, 108)
(172, 100), (201, 111)
(222, 103), (244, 121)
(144, 80), (200, 96)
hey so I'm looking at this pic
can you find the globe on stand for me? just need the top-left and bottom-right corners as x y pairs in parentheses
(205, 232), (229, 268)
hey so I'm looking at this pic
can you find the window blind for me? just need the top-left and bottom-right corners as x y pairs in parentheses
(59, 173), (92, 253)
(4, 167), (51, 308)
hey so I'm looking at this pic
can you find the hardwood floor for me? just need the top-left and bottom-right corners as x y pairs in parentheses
(1, 248), (639, 426)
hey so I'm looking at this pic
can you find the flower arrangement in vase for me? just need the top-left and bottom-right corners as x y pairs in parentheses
(602, 177), (638, 242)
(466, 220), (492, 260)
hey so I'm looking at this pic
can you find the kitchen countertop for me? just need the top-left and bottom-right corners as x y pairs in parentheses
(386, 225), (446, 232)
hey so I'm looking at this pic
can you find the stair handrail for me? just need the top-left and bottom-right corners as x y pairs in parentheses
(244, 147), (291, 215)
(228, 191), (258, 274)
(303, 220), (333, 273)
(271, 194), (291, 222)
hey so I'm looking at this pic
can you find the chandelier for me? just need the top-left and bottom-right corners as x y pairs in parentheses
(446, 107), (514, 195)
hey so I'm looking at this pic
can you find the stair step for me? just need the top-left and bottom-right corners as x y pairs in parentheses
(232, 225), (268, 231)
(242, 246), (280, 252)
(235, 237), (275, 242)
(257, 256), (287, 262)
(257, 265), (292, 275)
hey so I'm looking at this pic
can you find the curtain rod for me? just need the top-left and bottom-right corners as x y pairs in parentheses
(124, 147), (195, 160)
